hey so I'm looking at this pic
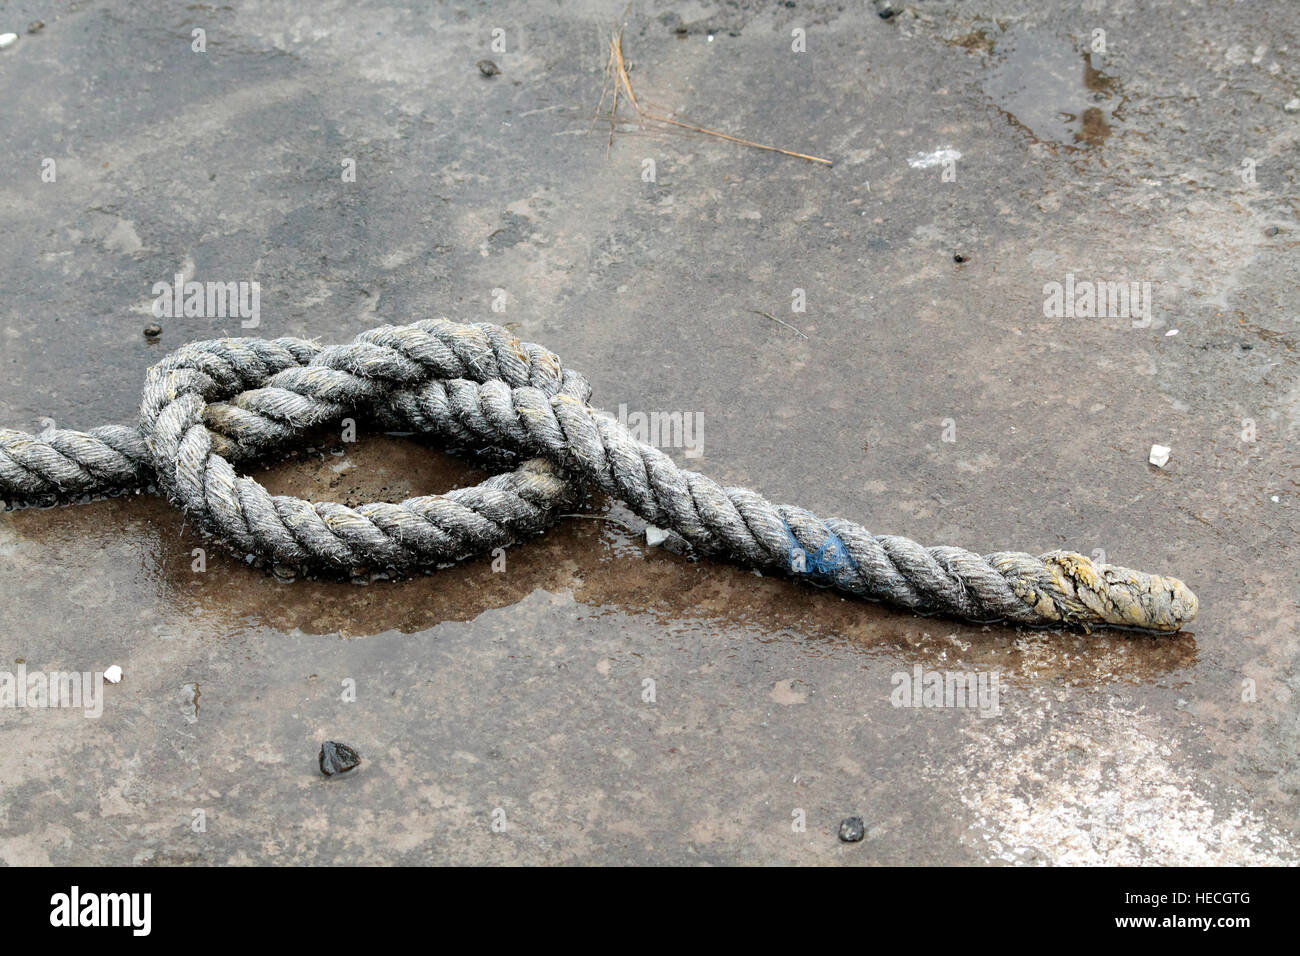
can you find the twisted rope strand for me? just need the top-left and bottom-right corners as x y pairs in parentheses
(381, 378), (1197, 630)
(0, 320), (1198, 631)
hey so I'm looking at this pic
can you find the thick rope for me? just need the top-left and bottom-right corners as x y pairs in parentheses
(0, 320), (1198, 631)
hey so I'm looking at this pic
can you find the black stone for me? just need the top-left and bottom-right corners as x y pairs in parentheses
(319, 740), (362, 776)
(838, 815), (865, 842)
(476, 59), (500, 77)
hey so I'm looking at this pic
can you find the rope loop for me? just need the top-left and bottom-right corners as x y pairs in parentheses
(0, 320), (1198, 631)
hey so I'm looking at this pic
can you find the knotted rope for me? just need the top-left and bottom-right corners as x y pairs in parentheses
(0, 320), (1198, 632)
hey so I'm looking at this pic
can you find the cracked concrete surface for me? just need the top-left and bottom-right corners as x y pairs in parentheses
(0, 0), (1297, 864)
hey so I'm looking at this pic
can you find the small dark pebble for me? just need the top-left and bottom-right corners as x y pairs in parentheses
(953, 252), (969, 264)
(143, 323), (162, 338)
(1264, 225), (1279, 237)
(838, 815), (866, 842)
(875, 1), (898, 20)
(1240, 342), (1254, 350)
(28, 21), (44, 33)
(476, 59), (500, 77)
(319, 740), (362, 776)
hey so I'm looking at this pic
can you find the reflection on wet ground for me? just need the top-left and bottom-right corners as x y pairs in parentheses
(979, 29), (1125, 150)
(4, 436), (1198, 686)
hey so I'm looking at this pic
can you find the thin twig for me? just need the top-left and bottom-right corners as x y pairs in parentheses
(611, 32), (641, 113)
(645, 113), (832, 165)
(559, 512), (642, 533)
(607, 42), (620, 153)
(749, 309), (809, 339)
(592, 3), (633, 143)
(600, 29), (831, 167)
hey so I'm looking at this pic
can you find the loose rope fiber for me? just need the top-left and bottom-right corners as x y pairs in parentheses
(0, 320), (1198, 632)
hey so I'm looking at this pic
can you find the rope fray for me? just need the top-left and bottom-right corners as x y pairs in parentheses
(0, 320), (1198, 632)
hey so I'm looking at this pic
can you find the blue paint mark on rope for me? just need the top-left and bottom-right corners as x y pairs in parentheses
(782, 520), (857, 585)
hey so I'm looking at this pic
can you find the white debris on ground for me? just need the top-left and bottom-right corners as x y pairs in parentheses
(0, 33), (16, 50)
(103, 665), (123, 684)
(946, 691), (1297, 865)
(907, 147), (961, 169)
(1149, 444), (1171, 467)
(644, 525), (690, 554)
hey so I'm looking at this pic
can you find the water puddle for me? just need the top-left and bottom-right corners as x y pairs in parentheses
(980, 29), (1124, 150)
(0, 436), (1199, 686)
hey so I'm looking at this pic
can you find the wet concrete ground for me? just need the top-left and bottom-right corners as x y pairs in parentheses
(0, 0), (1297, 864)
